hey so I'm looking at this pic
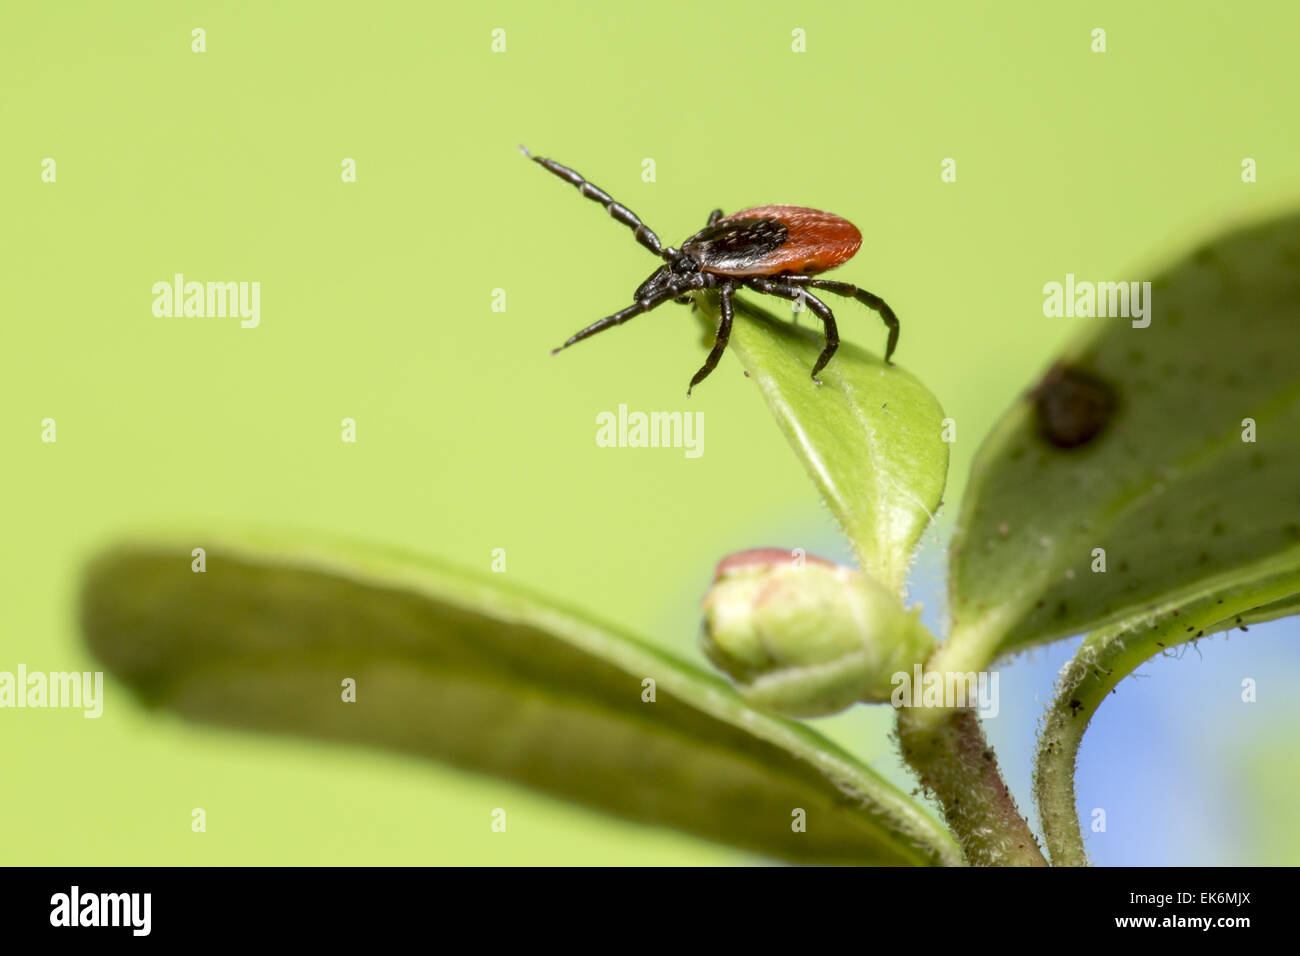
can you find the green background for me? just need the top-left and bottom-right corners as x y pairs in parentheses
(2, 2), (1297, 864)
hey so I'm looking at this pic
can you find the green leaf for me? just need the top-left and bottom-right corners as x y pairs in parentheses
(941, 211), (1300, 675)
(1240, 591), (1300, 626)
(80, 530), (962, 866)
(1033, 565), (1300, 865)
(700, 293), (949, 595)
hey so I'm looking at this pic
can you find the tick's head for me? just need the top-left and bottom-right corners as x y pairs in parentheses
(634, 251), (699, 301)
(633, 265), (674, 302)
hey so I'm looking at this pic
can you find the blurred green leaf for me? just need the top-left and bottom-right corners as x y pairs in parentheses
(1240, 725), (1300, 866)
(1033, 565), (1300, 865)
(703, 294), (949, 595)
(942, 211), (1300, 673)
(80, 530), (961, 866)
(1241, 591), (1300, 625)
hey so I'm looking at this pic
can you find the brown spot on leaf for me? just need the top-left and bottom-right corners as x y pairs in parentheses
(1031, 363), (1118, 450)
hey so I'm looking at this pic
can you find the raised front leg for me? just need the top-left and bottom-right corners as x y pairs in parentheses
(521, 146), (669, 260)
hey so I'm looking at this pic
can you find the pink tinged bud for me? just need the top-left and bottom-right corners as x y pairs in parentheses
(701, 549), (936, 718)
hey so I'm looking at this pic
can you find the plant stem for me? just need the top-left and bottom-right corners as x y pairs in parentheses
(1034, 568), (1300, 866)
(897, 705), (1047, 866)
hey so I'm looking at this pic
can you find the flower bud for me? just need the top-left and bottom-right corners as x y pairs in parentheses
(700, 548), (936, 718)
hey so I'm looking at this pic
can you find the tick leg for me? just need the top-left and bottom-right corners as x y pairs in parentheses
(520, 146), (669, 260)
(552, 279), (698, 354)
(784, 276), (900, 365)
(706, 208), (724, 226)
(688, 282), (735, 395)
(745, 277), (839, 383)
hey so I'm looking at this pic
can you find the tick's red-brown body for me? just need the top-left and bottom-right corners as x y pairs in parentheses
(522, 147), (900, 392)
(690, 206), (863, 277)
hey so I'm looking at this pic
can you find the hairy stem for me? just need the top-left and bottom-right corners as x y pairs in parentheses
(897, 705), (1047, 866)
(1033, 568), (1300, 866)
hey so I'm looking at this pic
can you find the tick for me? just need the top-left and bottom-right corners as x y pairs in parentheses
(521, 147), (901, 393)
